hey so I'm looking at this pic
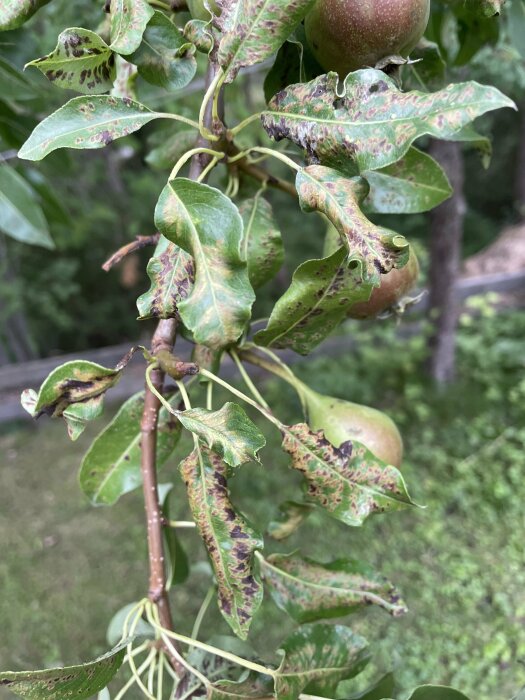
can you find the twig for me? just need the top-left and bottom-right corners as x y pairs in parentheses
(234, 156), (298, 199)
(102, 234), (160, 272)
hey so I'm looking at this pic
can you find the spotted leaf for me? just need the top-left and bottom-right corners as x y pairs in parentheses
(218, 0), (317, 83)
(79, 391), (182, 505)
(261, 69), (515, 173)
(109, 0), (154, 55)
(274, 624), (370, 700)
(0, 0), (51, 31)
(0, 639), (129, 700)
(260, 552), (407, 623)
(254, 247), (373, 355)
(177, 402), (266, 467)
(26, 28), (116, 95)
(239, 194), (283, 289)
(155, 178), (254, 350)
(136, 235), (194, 320)
(18, 96), (163, 161)
(180, 447), (263, 638)
(281, 423), (415, 526)
(297, 166), (410, 285)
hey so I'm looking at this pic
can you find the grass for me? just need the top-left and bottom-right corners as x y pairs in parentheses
(1, 306), (525, 699)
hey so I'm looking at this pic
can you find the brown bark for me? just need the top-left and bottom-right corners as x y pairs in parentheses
(426, 139), (466, 384)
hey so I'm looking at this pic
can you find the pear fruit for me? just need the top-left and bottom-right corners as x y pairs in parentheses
(305, 0), (430, 77)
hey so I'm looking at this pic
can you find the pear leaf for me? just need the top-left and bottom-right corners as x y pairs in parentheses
(0, 640), (129, 700)
(261, 69), (515, 172)
(254, 247), (372, 355)
(281, 423), (415, 526)
(406, 687), (471, 700)
(267, 501), (313, 541)
(26, 28), (116, 95)
(274, 624), (370, 700)
(297, 166), (410, 285)
(239, 194), (284, 289)
(0, 0), (51, 31)
(63, 393), (105, 441)
(259, 552), (407, 623)
(217, 0), (317, 82)
(155, 178), (254, 350)
(136, 235), (195, 320)
(109, 0), (154, 55)
(18, 96), (163, 161)
(177, 402), (266, 467)
(79, 391), (182, 505)
(344, 672), (396, 699)
(180, 446), (263, 638)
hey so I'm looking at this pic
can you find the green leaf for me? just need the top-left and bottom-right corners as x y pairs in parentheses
(158, 482), (190, 587)
(129, 11), (197, 90)
(508, 0), (525, 59)
(0, 0), (51, 31)
(296, 167), (409, 285)
(254, 247), (372, 355)
(466, 0), (504, 16)
(0, 56), (37, 101)
(26, 28), (116, 95)
(345, 672), (396, 700)
(261, 69), (515, 173)
(239, 193), (283, 289)
(0, 640), (128, 700)
(274, 624), (370, 700)
(109, 0), (155, 56)
(259, 552), (407, 623)
(404, 39), (446, 92)
(136, 235), (195, 320)
(281, 423), (415, 526)
(210, 674), (273, 700)
(79, 391), (182, 506)
(146, 129), (198, 170)
(363, 147), (452, 215)
(0, 164), (54, 248)
(267, 501), (313, 541)
(177, 402), (266, 467)
(448, 124), (492, 169)
(106, 603), (154, 646)
(155, 178), (254, 350)
(18, 95), (162, 161)
(217, 0), (316, 82)
(180, 446), (263, 638)
(63, 394), (105, 441)
(405, 687), (471, 700)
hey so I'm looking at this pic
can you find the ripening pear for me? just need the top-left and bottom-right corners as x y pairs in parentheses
(305, 0), (431, 77)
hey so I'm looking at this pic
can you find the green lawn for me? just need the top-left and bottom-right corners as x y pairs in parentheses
(1, 308), (524, 699)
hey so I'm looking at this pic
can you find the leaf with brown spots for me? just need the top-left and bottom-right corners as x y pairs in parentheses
(18, 95), (164, 161)
(109, 0), (154, 56)
(0, 639), (129, 700)
(261, 69), (515, 173)
(0, 0), (51, 31)
(260, 552), (407, 623)
(254, 247), (373, 355)
(281, 423), (415, 526)
(136, 235), (195, 320)
(180, 447), (263, 638)
(239, 193), (284, 289)
(26, 28), (116, 95)
(296, 166), (409, 286)
(218, 0), (317, 83)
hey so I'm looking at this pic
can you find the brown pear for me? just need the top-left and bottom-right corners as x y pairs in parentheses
(305, 0), (430, 77)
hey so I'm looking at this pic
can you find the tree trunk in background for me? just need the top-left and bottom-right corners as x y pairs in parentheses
(514, 103), (525, 218)
(426, 139), (466, 385)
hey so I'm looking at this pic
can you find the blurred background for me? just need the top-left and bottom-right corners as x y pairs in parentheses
(1, 1), (525, 698)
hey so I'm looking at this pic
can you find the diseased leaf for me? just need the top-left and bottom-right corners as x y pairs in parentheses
(18, 95), (162, 161)
(155, 178), (254, 350)
(274, 624), (370, 700)
(63, 394), (105, 441)
(174, 646), (244, 700)
(0, 640), (128, 700)
(296, 167), (409, 285)
(363, 147), (452, 214)
(0, 164), (54, 249)
(218, 0), (316, 82)
(239, 194), (283, 289)
(177, 402), (266, 467)
(180, 447), (263, 638)
(281, 423), (415, 526)
(0, 0), (51, 31)
(267, 501), (313, 541)
(26, 28), (116, 95)
(260, 552), (407, 623)
(261, 69), (515, 173)
(254, 247), (372, 355)
(109, 0), (154, 55)
(136, 235), (194, 320)
(79, 392), (182, 506)
(210, 674), (274, 700)
(129, 11), (197, 90)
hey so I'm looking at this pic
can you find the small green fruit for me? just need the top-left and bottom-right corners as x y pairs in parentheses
(305, 0), (430, 77)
